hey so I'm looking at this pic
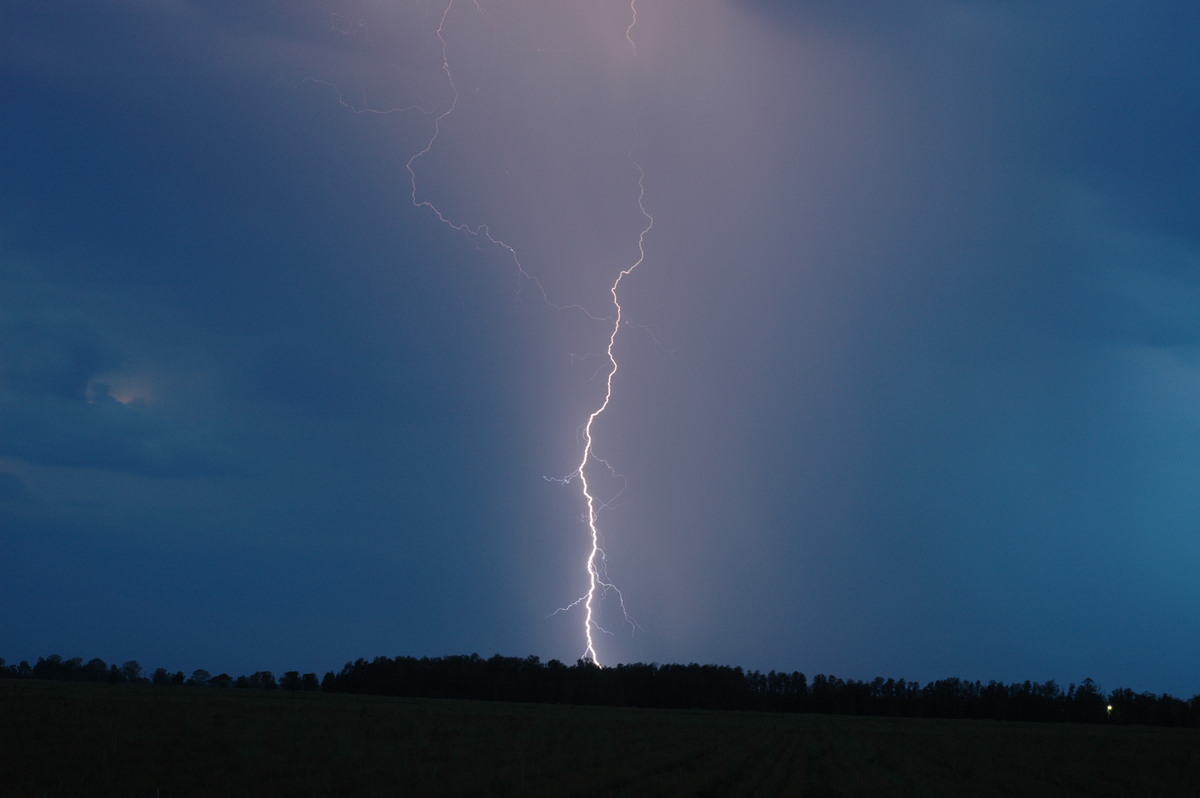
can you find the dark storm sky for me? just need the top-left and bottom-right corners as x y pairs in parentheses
(3, 0), (1199, 696)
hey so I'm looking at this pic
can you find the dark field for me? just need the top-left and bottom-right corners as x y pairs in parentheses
(3, 679), (1197, 797)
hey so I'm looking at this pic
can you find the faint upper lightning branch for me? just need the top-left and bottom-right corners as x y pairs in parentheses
(405, 3), (535, 288)
(308, 3), (600, 317)
(404, 1), (605, 320)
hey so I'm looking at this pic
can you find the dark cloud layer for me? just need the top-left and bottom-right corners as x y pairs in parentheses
(3, 0), (1198, 696)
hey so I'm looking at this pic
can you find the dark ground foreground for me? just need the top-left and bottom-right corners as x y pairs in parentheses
(3, 679), (1197, 796)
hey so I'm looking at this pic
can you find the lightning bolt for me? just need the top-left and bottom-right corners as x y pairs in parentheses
(576, 152), (652, 666)
(324, 0), (653, 668)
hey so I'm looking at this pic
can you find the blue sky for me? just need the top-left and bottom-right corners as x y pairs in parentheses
(4, 0), (1199, 696)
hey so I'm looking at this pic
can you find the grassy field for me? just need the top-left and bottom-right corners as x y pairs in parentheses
(2, 679), (1197, 796)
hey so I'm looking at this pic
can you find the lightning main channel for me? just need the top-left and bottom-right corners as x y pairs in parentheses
(577, 153), (652, 666)
(384, 0), (652, 667)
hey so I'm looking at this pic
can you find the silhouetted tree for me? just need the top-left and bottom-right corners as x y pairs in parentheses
(1069, 677), (1105, 722)
(33, 654), (65, 680)
(84, 658), (108, 682)
(247, 671), (276, 689)
(121, 661), (143, 684)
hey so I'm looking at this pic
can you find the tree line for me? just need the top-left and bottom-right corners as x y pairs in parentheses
(5, 653), (1198, 727)
(0, 654), (307, 692)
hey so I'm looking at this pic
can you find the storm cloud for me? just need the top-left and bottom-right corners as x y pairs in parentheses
(3, 0), (1198, 695)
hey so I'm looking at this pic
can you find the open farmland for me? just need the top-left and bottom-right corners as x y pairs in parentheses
(2, 679), (1197, 796)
